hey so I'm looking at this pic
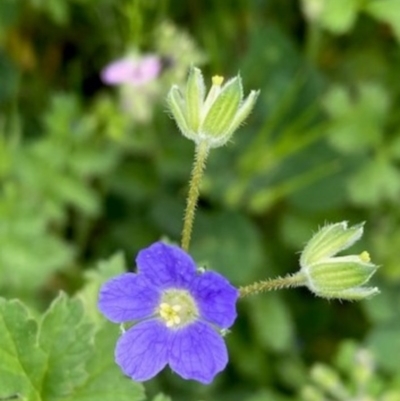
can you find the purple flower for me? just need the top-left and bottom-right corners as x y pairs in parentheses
(98, 241), (239, 384)
(101, 54), (161, 86)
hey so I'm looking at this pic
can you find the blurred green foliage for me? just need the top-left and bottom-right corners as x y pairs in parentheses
(1, 0), (400, 400)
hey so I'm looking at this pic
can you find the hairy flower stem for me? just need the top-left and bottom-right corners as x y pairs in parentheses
(239, 272), (307, 297)
(181, 141), (210, 251)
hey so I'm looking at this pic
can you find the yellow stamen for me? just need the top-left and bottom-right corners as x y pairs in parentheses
(159, 302), (182, 327)
(158, 289), (199, 328)
(212, 75), (224, 86)
(359, 251), (370, 263)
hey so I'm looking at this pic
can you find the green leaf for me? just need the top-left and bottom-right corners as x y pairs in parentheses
(38, 294), (95, 399)
(367, 323), (400, 373)
(50, 173), (100, 216)
(246, 294), (294, 352)
(77, 253), (127, 325)
(0, 299), (47, 401)
(348, 158), (400, 205)
(362, 288), (400, 324)
(324, 84), (388, 154)
(0, 188), (73, 293)
(0, 292), (144, 401)
(65, 322), (145, 401)
(0, 233), (73, 292)
(191, 210), (264, 285)
(70, 147), (119, 177)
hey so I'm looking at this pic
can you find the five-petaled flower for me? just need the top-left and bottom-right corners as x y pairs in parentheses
(98, 241), (239, 384)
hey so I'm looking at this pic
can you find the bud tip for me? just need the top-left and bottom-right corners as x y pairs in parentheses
(359, 251), (370, 263)
(212, 75), (224, 86)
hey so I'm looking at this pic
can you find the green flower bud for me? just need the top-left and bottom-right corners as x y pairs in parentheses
(167, 66), (259, 148)
(298, 222), (379, 300)
(300, 222), (364, 268)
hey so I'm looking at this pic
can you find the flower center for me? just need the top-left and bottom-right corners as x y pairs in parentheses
(157, 289), (199, 328)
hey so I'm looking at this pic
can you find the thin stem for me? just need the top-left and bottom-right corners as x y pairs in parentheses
(181, 141), (210, 251)
(305, 22), (322, 63)
(239, 272), (307, 298)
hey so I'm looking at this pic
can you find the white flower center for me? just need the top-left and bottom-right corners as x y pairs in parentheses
(157, 289), (199, 328)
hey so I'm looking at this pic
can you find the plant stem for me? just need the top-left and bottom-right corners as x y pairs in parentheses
(181, 141), (210, 251)
(239, 272), (307, 297)
(305, 22), (321, 63)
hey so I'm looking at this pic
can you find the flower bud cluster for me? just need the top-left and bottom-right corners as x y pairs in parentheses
(167, 66), (259, 148)
(299, 222), (379, 300)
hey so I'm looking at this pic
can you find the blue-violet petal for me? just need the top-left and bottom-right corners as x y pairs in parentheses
(98, 273), (160, 323)
(168, 321), (228, 384)
(115, 319), (170, 381)
(190, 271), (239, 328)
(136, 242), (196, 288)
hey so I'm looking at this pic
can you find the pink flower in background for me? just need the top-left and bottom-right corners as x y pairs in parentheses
(101, 54), (161, 86)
